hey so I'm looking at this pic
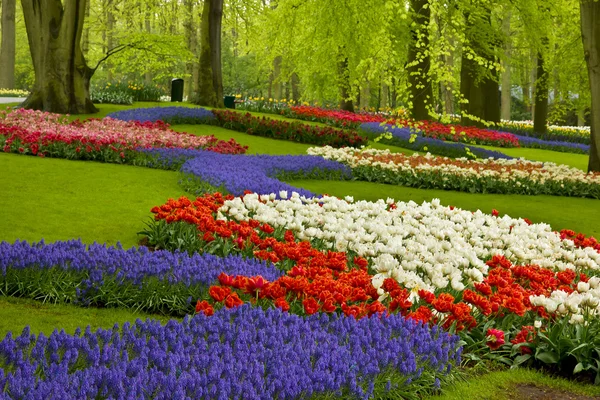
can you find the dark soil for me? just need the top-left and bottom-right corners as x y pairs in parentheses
(512, 383), (600, 400)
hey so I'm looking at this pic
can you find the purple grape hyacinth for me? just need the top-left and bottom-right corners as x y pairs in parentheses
(106, 106), (216, 124)
(140, 148), (352, 198)
(0, 306), (461, 399)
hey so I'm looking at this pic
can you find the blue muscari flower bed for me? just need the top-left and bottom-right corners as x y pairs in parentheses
(107, 106), (216, 124)
(360, 123), (514, 160)
(509, 132), (589, 154)
(0, 306), (461, 399)
(0, 240), (283, 313)
(141, 148), (353, 198)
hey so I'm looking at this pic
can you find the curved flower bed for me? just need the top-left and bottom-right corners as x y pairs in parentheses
(360, 122), (513, 160)
(0, 307), (460, 399)
(212, 109), (368, 148)
(497, 120), (591, 145)
(107, 106), (216, 124)
(307, 146), (600, 199)
(220, 194), (600, 289)
(139, 148), (352, 197)
(0, 108), (247, 162)
(106, 106), (369, 148)
(0, 240), (283, 315)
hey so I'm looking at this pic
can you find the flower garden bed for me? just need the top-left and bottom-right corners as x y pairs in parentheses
(307, 146), (600, 199)
(107, 106), (369, 148)
(284, 106), (591, 155)
(1, 104), (600, 396)
(0, 108), (247, 164)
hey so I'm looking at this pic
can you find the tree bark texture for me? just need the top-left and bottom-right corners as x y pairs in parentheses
(533, 45), (549, 135)
(0, 0), (16, 89)
(196, 0), (224, 108)
(580, 0), (600, 172)
(20, 0), (97, 114)
(407, 0), (433, 121)
(337, 56), (354, 112)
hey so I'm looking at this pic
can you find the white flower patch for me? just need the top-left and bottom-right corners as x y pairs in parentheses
(220, 193), (600, 292)
(307, 146), (600, 187)
(530, 277), (600, 324)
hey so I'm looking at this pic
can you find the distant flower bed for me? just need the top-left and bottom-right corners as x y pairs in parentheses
(212, 109), (368, 148)
(0, 306), (459, 399)
(360, 122), (513, 160)
(108, 106), (368, 148)
(308, 146), (600, 199)
(139, 148), (352, 197)
(0, 88), (29, 98)
(91, 81), (166, 103)
(497, 120), (591, 145)
(286, 105), (386, 128)
(0, 108), (247, 163)
(107, 106), (216, 125)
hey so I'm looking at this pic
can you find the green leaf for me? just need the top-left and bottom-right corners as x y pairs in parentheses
(535, 351), (559, 364)
(512, 354), (532, 368)
(573, 362), (584, 374)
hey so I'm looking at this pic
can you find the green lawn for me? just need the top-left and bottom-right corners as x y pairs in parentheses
(0, 296), (175, 337)
(474, 144), (590, 171)
(0, 152), (186, 248)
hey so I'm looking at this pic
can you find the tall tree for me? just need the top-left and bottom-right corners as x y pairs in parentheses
(580, 0), (600, 172)
(500, 11), (512, 120)
(407, 0), (433, 120)
(0, 0), (17, 89)
(196, 0), (224, 108)
(459, 3), (501, 127)
(20, 0), (97, 114)
(533, 37), (549, 135)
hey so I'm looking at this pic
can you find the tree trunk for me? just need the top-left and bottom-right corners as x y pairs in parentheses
(460, 6), (500, 127)
(20, 0), (97, 114)
(460, 52), (485, 127)
(184, 0), (196, 99)
(381, 80), (389, 110)
(580, 0), (600, 172)
(273, 56), (282, 100)
(144, 11), (153, 85)
(531, 53), (537, 119)
(500, 12), (512, 121)
(483, 71), (500, 123)
(360, 81), (370, 110)
(338, 56), (354, 112)
(106, 0), (115, 82)
(291, 72), (300, 103)
(407, 0), (433, 121)
(196, 0), (224, 108)
(0, 0), (16, 89)
(533, 41), (549, 135)
(82, 0), (90, 56)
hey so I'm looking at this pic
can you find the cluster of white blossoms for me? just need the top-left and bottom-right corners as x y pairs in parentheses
(219, 193), (600, 294)
(307, 146), (600, 186)
(530, 277), (600, 325)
